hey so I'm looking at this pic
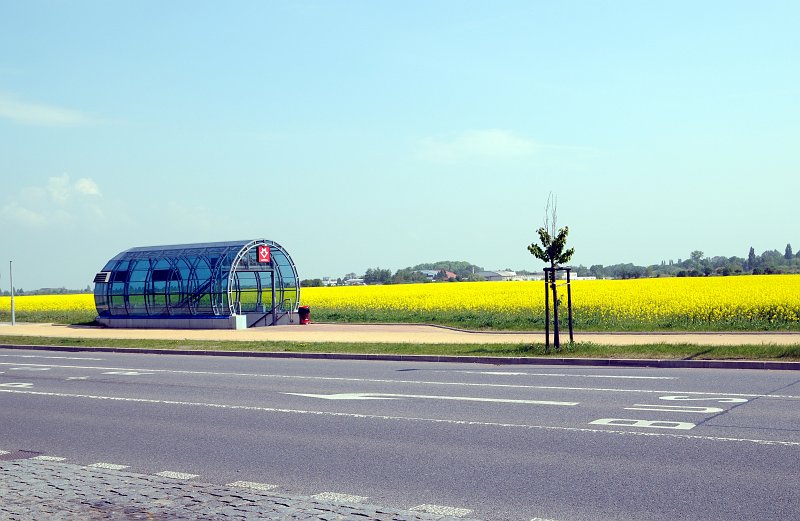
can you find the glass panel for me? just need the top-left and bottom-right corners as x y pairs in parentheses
(94, 284), (109, 315)
(235, 271), (259, 313)
(109, 295), (126, 315)
(128, 294), (147, 315)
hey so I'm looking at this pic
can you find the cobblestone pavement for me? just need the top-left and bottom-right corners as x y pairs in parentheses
(0, 459), (483, 521)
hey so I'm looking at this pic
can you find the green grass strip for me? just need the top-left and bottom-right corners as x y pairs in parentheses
(0, 335), (798, 361)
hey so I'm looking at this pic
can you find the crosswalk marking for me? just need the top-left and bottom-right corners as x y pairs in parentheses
(88, 462), (130, 470)
(227, 480), (279, 491)
(155, 471), (198, 480)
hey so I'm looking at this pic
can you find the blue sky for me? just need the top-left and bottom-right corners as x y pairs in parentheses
(1, 1), (798, 289)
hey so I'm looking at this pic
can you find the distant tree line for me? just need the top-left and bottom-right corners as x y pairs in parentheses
(303, 244), (800, 286)
(0, 286), (92, 296)
(577, 244), (800, 280)
(301, 261), (485, 286)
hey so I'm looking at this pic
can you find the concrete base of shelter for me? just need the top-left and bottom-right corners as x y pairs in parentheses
(96, 312), (298, 330)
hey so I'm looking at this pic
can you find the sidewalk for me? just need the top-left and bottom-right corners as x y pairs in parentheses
(2, 322), (800, 346)
(0, 458), (480, 521)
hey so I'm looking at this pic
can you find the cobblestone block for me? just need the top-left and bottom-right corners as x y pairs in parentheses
(1, 459), (483, 520)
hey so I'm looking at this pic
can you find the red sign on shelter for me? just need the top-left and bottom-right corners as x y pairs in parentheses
(257, 245), (271, 263)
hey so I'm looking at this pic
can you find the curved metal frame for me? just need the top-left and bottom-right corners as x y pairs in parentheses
(226, 239), (300, 316)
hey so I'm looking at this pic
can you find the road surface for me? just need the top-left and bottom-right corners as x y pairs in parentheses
(1, 347), (799, 520)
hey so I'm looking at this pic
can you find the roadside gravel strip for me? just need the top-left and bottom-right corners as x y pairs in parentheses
(0, 458), (482, 521)
(3, 322), (800, 346)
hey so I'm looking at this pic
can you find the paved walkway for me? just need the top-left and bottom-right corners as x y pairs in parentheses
(1, 322), (799, 346)
(0, 458), (478, 520)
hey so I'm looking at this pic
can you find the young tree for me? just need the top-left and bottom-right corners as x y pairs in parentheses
(527, 193), (574, 351)
(527, 194), (575, 269)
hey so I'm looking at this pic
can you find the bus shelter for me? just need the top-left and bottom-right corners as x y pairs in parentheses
(93, 239), (299, 329)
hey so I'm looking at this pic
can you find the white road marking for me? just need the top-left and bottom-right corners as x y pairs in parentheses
(9, 367), (50, 371)
(227, 480), (279, 491)
(0, 382), (32, 388)
(590, 418), (696, 430)
(2, 362), (794, 400)
(311, 492), (368, 503)
(659, 395), (749, 403)
(2, 387), (797, 447)
(155, 471), (198, 480)
(67, 377), (89, 380)
(410, 504), (473, 517)
(458, 371), (677, 380)
(32, 456), (67, 461)
(0, 450), (10, 455)
(0, 354), (104, 360)
(102, 371), (154, 376)
(625, 404), (725, 414)
(88, 462), (130, 470)
(284, 392), (578, 406)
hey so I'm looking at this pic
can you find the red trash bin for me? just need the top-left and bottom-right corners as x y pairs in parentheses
(298, 305), (311, 325)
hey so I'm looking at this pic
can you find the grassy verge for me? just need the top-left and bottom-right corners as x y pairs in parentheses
(312, 309), (800, 332)
(0, 334), (798, 361)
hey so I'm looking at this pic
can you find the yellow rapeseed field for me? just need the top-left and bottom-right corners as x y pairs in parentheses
(0, 293), (95, 314)
(2, 275), (799, 330)
(300, 275), (800, 329)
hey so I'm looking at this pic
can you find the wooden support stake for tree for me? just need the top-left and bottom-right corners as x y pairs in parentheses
(551, 270), (560, 351)
(566, 268), (574, 343)
(544, 268), (550, 352)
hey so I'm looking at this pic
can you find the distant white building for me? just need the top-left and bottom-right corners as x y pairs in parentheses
(476, 270), (517, 281)
(417, 270), (440, 280)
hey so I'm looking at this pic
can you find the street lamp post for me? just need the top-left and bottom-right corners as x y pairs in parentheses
(9, 260), (15, 326)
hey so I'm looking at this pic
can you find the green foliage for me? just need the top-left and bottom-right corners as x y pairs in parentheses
(363, 267), (392, 285)
(527, 226), (575, 268)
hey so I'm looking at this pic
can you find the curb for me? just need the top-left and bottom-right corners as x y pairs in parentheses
(1, 343), (799, 371)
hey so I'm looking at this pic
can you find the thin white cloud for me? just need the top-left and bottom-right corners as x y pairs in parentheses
(0, 92), (94, 126)
(1, 201), (46, 227)
(417, 129), (540, 163)
(1, 173), (105, 227)
(75, 178), (101, 196)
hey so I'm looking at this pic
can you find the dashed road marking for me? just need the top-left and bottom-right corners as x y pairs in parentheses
(67, 377), (89, 380)
(227, 480), (279, 491)
(155, 471), (199, 480)
(87, 462), (130, 470)
(625, 404), (724, 414)
(32, 456), (66, 461)
(102, 371), (154, 376)
(410, 504), (473, 517)
(0, 354), (104, 361)
(457, 371), (677, 380)
(2, 387), (799, 446)
(311, 492), (368, 503)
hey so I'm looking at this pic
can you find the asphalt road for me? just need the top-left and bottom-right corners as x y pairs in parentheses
(1, 347), (799, 521)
